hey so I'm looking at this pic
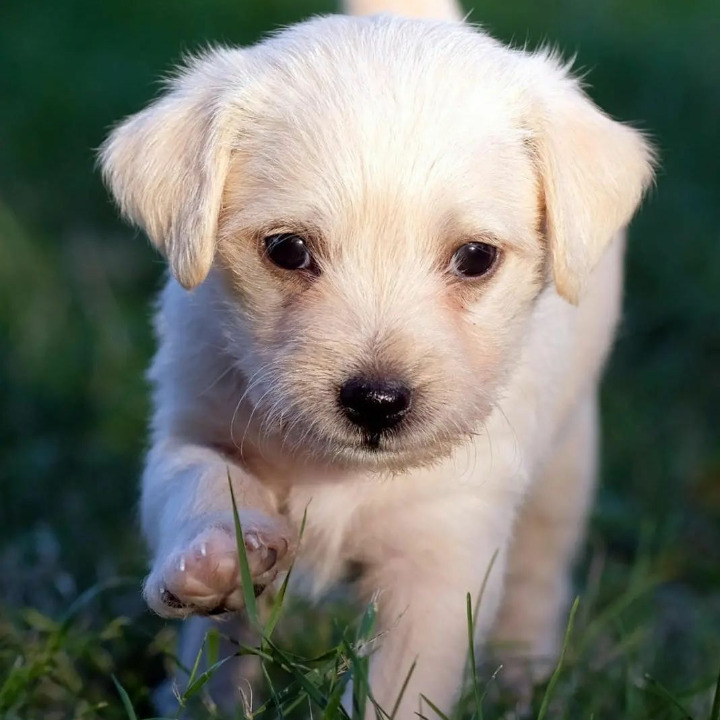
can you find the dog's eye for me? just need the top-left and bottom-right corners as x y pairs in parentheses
(264, 233), (313, 271)
(451, 242), (498, 278)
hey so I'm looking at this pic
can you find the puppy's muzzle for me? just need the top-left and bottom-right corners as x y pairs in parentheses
(339, 377), (412, 433)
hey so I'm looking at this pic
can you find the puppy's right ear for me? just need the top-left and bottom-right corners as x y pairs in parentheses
(99, 50), (241, 289)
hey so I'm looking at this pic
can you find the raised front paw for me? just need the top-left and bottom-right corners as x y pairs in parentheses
(144, 513), (292, 618)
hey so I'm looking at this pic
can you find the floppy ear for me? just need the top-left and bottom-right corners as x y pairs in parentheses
(99, 50), (241, 289)
(533, 68), (656, 303)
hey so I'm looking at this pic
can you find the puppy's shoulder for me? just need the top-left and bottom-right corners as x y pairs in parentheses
(148, 273), (239, 439)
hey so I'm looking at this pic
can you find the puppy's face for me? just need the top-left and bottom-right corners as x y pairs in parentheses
(101, 16), (654, 470)
(216, 84), (543, 467)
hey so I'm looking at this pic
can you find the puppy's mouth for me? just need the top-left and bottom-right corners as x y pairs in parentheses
(362, 433), (383, 451)
(332, 426), (454, 462)
(274, 417), (397, 457)
(329, 433), (395, 455)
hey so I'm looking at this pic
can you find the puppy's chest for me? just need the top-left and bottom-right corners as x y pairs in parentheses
(279, 460), (518, 594)
(281, 476), (402, 590)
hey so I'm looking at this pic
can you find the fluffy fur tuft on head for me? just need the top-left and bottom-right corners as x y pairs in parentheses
(342, 0), (464, 20)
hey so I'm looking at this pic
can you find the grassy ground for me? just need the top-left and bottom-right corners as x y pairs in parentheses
(1, 0), (719, 717)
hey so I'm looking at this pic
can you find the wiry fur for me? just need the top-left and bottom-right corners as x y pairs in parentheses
(100, 1), (654, 717)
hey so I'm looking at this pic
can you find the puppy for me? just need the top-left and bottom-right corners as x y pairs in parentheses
(100, 0), (654, 716)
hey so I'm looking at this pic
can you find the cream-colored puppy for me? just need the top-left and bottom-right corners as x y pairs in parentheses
(101, 0), (654, 716)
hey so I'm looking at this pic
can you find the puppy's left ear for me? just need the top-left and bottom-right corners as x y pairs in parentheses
(99, 50), (241, 289)
(532, 63), (656, 303)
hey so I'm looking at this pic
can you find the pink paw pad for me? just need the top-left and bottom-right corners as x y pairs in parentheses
(146, 521), (290, 618)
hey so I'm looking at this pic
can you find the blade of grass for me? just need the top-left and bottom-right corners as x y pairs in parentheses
(182, 655), (235, 702)
(111, 675), (138, 720)
(662, 673), (720, 703)
(227, 469), (259, 627)
(282, 691), (318, 718)
(349, 598), (379, 720)
(624, 657), (640, 719)
(356, 597), (378, 645)
(322, 668), (350, 720)
(536, 596), (579, 720)
(389, 659), (417, 720)
(711, 664), (720, 720)
(576, 543), (606, 632)
(348, 642), (368, 720)
(465, 550), (498, 720)
(470, 549), (500, 637)
(231, 642), (278, 664)
(577, 575), (660, 654)
(643, 675), (692, 720)
(419, 694), (452, 720)
(261, 661), (284, 719)
(265, 648), (350, 720)
(592, 621), (647, 672)
(322, 653), (352, 720)
(254, 676), (304, 716)
(180, 631), (210, 705)
(265, 506), (309, 640)
(264, 567), (292, 640)
(467, 593), (483, 720)
(340, 635), (388, 720)
(262, 637), (327, 706)
(206, 627), (220, 670)
(478, 664), (503, 706)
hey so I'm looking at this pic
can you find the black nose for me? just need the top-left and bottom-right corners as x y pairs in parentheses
(339, 377), (412, 433)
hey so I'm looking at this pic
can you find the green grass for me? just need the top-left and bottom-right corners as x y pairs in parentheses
(1, 0), (719, 716)
(1, 534), (719, 719)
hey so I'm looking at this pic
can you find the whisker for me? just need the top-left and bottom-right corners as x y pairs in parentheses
(238, 385), (274, 458)
(228, 366), (273, 449)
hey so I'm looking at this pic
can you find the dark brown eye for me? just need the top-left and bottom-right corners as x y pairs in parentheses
(264, 233), (313, 271)
(451, 242), (498, 278)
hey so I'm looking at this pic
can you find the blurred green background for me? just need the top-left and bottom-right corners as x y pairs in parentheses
(1, 0), (719, 716)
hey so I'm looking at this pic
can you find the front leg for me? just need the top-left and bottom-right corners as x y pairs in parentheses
(348, 496), (514, 720)
(141, 439), (294, 618)
(490, 396), (598, 689)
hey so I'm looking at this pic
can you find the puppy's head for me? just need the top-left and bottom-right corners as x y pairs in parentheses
(101, 16), (654, 470)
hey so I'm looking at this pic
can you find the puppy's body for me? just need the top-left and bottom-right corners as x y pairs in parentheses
(101, 1), (653, 716)
(149, 236), (622, 712)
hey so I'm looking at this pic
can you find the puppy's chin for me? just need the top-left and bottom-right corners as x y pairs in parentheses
(330, 443), (459, 473)
(272, 422), (474, 473)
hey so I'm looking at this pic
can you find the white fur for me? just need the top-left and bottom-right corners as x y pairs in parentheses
(343, 0), (464, 20)
(100, 3), (654, 717)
